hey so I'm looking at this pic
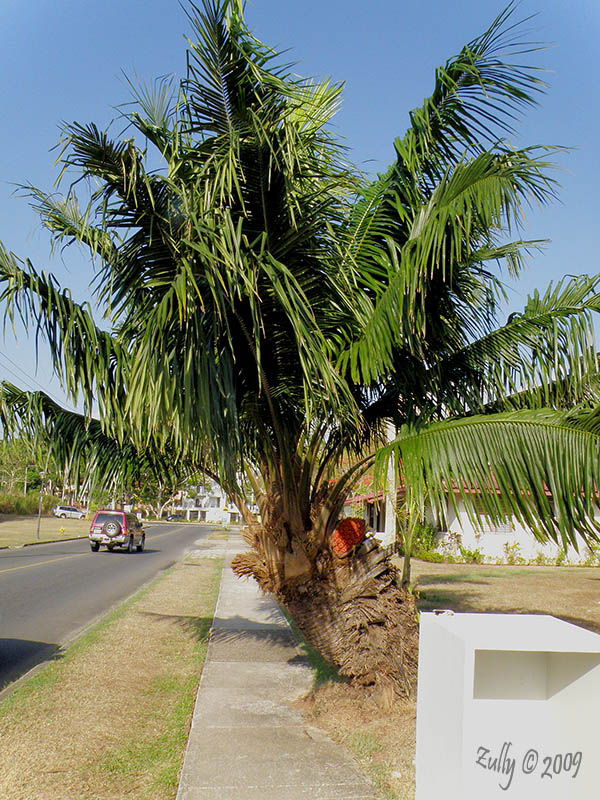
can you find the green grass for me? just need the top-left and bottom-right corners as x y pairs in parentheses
(0, 513), (90, 547)
(343, 730), (399, 800)
(418, 567), (558, 584)
(97, 669), (202, 789)
(346, 730), (381, 759)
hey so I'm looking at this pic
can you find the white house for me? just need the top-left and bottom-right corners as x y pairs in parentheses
(171, 478), (243, 526)
(436, 496), (600, 565)
(344, 488), (600, 565)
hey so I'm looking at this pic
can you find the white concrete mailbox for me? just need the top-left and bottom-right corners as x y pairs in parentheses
(416, 612), (600, 799)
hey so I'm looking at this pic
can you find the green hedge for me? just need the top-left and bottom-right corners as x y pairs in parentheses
(0, 492), (56, 515)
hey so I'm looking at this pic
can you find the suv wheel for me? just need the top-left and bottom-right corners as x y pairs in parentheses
(126, 536), (134, 553)
(90, 541), (100, 552)
(136, 534), (145, 552)
(103, 520), (122, 537)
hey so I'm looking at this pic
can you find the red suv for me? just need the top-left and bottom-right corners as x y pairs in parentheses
(89, 510), (145, 553)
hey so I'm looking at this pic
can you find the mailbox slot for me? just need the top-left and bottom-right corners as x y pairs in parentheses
(473, 650), (600, 700)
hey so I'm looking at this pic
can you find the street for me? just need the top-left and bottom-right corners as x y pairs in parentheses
(0, 522), (213, 691)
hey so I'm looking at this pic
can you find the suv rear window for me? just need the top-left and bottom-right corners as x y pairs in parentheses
(93, 512), (125, 526)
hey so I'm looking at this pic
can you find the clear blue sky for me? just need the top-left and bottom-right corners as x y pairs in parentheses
(0, 0), (598, 406)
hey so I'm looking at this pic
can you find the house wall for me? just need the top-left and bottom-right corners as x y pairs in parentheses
(172, 478), (242, 526)
(346, 494), (600, 565)
(439, 499), (599, 565)
(343, 499), (387, 539)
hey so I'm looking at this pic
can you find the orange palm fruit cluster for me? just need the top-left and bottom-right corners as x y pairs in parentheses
(331, 516), (366, 555)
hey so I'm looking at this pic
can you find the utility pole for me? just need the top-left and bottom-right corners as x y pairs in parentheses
(36, 450), (51, 540)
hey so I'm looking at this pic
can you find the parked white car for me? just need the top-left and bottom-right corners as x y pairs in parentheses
(52, 505), (86, 520)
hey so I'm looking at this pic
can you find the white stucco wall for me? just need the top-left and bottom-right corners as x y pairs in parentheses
(440, 499), (600, 564)
(172, 478), (242, 526)
(345, 493), (600, 565)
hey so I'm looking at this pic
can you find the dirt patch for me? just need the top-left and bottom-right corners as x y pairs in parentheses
(0, 558), (222, 800)
(299, 560), (600, 799)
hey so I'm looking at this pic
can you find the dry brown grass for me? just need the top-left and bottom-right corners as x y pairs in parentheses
(300, 559), (600, 799)
(0, 514), (90, 547)
(207, 529), (230, 540)
(413, 560), (600, 634)
(299, 685), (416, 799)
(0, 558), (222, 800)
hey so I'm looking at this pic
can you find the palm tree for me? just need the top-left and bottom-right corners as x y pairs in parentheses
(2, 0), (600, 694)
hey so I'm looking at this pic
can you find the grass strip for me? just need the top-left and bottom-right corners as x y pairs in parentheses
(0, 557), (223, 800)
(93, 559), (222, 795)
(0, 514), (91, 548)
(0, 569), (172, 716)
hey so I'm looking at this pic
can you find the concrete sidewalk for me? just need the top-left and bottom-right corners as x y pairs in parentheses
(177, 531), (374, 799)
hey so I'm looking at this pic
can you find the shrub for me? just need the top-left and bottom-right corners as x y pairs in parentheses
(43, 495), (57, 513)
(503, 541), (525, 565)
(0, 493), (16, 514)
(15, 492), (42, 515)
(532, 551), (551, 566)
(459, 545), (483, 564)
(583, 544), (600, 567)
(411, 521), (438, 554)
(0, 492), (56, 515)
(555, 548), (568, 566)
(416, 551), (445, 563)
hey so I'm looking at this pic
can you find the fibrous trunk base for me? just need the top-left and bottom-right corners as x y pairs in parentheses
(281, 554), (418, 696)
(233, 534), (419, 696)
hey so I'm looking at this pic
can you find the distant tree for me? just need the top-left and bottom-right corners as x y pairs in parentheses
(0, 437), (32, 493)
(0, 436), (53, 494)
(129, 465), (205, 519)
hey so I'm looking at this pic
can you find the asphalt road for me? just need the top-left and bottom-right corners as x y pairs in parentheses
(0, 522), (214, 692)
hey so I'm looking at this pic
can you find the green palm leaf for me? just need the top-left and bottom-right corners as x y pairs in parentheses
(377, 409), (600, 548)
(1, 0), (599, 569)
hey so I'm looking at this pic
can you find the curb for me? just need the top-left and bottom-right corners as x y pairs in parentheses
(1, 535), (89, 550)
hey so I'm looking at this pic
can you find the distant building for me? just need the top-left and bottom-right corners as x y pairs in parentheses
(170, 478), (243, 525)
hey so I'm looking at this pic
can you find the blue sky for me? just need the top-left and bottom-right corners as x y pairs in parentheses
(0, 0), (598, 405)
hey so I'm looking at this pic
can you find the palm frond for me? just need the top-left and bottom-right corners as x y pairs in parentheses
(451, 274), (600, 410)
(182, 0), (280, 139)
(377, 409), (600, 548)
(123, 73), (179, 158)
(341, 143), (559, 385)
(397, 2), (547, 170)
(0, 248), (125, 419)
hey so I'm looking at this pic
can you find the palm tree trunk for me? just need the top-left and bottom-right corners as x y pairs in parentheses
(232, 529), (419, 695)
(401, 552), (412, 591)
